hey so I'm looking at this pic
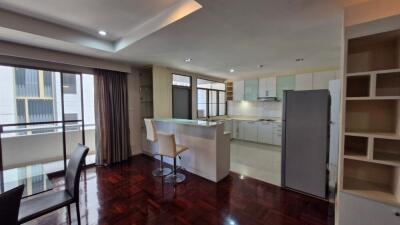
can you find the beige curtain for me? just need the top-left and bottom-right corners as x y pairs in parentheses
(94, 69), (131, 165)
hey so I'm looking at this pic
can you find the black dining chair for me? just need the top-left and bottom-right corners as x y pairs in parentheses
(18, 144), (89, 225)
(0, 184), (25, 225)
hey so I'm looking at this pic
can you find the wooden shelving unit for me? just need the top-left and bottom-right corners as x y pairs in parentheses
(139, 68), (153, 129)
(226, 81), (233, 101)
(341, 29), (400, 207)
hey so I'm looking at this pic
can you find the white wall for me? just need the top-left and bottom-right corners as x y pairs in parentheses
(228, 101), (282, 118)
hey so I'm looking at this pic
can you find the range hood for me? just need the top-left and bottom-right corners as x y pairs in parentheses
(257, 96), (279, 102)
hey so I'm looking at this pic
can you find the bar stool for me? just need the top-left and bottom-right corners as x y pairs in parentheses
(157, 132), (189, 184)
(144, 119), (172, 176)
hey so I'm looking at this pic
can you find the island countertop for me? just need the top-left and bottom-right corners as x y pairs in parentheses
(154, 118), (224, 127)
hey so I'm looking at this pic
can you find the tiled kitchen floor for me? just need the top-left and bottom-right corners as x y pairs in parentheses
(230, 139), (281, 186)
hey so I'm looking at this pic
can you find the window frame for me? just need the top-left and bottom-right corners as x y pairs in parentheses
(196, 78), (226, 118)
(0, 63), (88, 172)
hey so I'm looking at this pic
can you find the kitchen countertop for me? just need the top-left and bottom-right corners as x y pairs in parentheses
(154, 118), (224, 127)
(211, 116), (282, 123)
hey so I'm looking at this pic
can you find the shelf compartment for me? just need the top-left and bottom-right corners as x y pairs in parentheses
(347, 29), (400, 73)
(376, 72), (400, 97)
(344, 135), (368, 157)
(346, 75), (371, 97)
(343, 159), (400, 206)
(373, 138), (400, 166)
(345, 100), (400, 135)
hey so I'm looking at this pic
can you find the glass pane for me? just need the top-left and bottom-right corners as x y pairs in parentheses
(209, 90), (218, 116)
(65, 121), (83, 160)
(82, 74), (96, 165)
(219, 104), (226, 115)
(197, 104), (207, 118)
(197, 89), (207, 104)
(62, 73), (78, 94)
(197, 79), (225, 90)
(197, 89), (207, 118)
(209, 90), (217, 104)
(209, 104), (217, 116)
(173, 74), (191, 87)
(62, 73), (82, 121)
(1, 123), (63, 173)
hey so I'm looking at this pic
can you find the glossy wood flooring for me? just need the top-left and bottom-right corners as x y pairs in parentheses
(26, 155), (334, 225)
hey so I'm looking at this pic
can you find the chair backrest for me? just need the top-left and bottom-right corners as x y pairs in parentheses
(0, 184), (24, 225)
(144, 119), (157, 142)
(157, 132), (176, 157)
(65, 144), (89, 199)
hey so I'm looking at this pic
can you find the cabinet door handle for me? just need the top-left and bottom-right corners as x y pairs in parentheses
(266, 90), (268, 96)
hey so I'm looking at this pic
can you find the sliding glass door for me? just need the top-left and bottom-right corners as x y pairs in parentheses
(0, 65), (95, 173)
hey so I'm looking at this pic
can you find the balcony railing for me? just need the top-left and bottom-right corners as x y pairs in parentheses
(1, 124), (96, 170)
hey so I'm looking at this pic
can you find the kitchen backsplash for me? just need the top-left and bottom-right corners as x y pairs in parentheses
(227, 100), (282, 118)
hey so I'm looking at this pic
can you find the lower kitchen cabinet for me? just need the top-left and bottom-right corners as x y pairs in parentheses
(257, 122), (273, 144)
(272, 123), (282, 145)
(232, 120), (281, 145)
(244, 121), (258, 142)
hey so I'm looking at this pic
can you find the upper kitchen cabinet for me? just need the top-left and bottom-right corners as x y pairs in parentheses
(233, 80), (244, 101)
(276, 75), (295, 100)
(244, 80), (259, 101)
(259, 77), (277, 97)
(295, 73), (313, 90)
(313, 71), (338, 89)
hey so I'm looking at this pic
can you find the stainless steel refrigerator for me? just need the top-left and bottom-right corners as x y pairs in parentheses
(281, 90), (330, 199)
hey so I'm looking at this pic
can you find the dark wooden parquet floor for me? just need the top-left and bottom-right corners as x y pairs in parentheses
(25, 155), (334, 225)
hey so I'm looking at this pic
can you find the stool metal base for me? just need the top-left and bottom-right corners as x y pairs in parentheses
(152, 168), (172, 177)
(164, 173), (186, 184)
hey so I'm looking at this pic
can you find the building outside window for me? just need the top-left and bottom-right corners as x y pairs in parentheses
(197, 79), (226, 118)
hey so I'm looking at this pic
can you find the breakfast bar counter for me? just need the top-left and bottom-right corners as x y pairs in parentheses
(150, 119), (231, 182)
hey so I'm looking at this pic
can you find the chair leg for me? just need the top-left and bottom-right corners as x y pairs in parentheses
(67, 205), (71, 224)
(76, 201), (81, 225)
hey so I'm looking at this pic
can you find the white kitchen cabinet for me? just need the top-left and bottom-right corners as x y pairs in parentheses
(312, 71), (337, 90)
(258, 77), (277, 97)
(233, 80), (244, 101)
(339, 192), (400, 225)
(272, 123), (282, 145)
(244, 121), (258, 142)
(295, 73), (313, 90)
(238, 121), (246, 140)
(257, 122), (273, 144)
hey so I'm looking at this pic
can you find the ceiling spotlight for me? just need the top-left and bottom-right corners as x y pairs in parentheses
(98, 30), (107, 36)
(185, 58), (192, 63)
(259, 65), (264, 68)
(229, 69), (235, 73)
(296, 58), (304, 62)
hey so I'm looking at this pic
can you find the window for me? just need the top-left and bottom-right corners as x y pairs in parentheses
(63, 73), (77, 94)
(173, 74), (191, 87)
(0, 65), (96, 173)
(197, 79), (226, 117)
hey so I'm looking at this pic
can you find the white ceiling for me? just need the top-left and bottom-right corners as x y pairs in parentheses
(0, 0), (348, 79)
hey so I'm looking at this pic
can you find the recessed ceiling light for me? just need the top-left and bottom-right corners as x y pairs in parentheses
(259, 65), (264, 68)
(296, 58), (304, 62)
(185, 58), (192, 63)
(98, 30), (107, 36)
(229, 69), (235, 73)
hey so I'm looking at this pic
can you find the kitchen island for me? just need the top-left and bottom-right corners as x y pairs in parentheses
(150, 119), (231, 182)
